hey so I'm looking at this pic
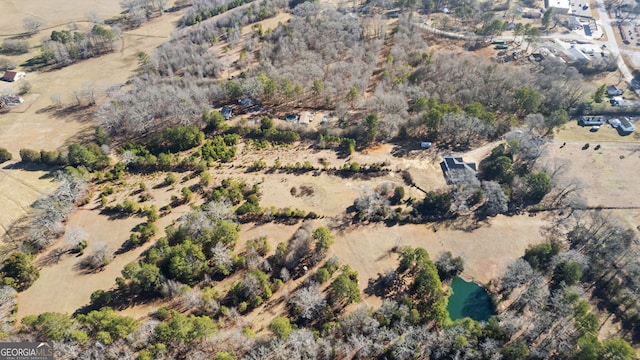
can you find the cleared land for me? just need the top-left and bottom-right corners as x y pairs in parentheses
(0, 10), (182, 155)
(0, 4), (182, 248)
(0, 0), (122, 35)
(15, 140), (543, 319)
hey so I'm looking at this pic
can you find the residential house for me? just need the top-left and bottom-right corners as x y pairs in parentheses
(441, 156), (477, 184)
(566, 16), (582, 30)
(618, 117), (635, 134)
(578, 116), (605, 126)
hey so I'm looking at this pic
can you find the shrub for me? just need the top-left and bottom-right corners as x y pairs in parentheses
(0, 252), (39, 291)
(0, 147), (12, 163)
(0, 57), (16, 71)
(90, 289), (112, 307)
(315, 268), (331, 283)
(19, 148), (40, 163)
(165, 173), (177, 185)
(1, 40), (29, 54)
(269, 316), (292, 339)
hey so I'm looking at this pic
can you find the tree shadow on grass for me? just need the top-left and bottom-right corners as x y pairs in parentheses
(35, 247), (68, 267)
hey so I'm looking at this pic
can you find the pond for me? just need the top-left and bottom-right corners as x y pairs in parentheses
(447, 276), (496, 322)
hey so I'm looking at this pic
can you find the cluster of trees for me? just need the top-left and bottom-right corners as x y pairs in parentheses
(0, 252), (39, 291)
(566, 213), (640, 340)
(27, 174), (88, 251)
(495, 239), (635, 359)
(7, 214), (638, 360)
(96, 1), (589, 159)
(182, 0), (259, 26)
(1, 40), (29, 55)
(21, 308), (137, 344)
(20, 142), (110, 170)
(41, 25), (119, 67)
(119, 0), (169, 28)
(479, 135), (550, 207)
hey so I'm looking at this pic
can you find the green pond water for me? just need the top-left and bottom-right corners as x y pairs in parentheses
(447, 277), (496, 321)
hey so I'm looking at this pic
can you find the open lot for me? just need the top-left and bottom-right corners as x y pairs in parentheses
(0, 10), (182, 155)
(0, 5), (182, 250)
(0, 167), (56, 246)
(13, 139), (542, 318)
(0, 0), (122, 35)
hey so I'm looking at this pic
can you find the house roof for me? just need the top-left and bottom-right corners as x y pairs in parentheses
(565, 48), (591, 62)
(441, 156), (477, 183)
(443, 156), (477, 171)
(579, 116), (605, 125)
(567, 16), (581, 27)
(545, 0), (570, 11)
(619, 117), (635, 132)
(220, 106), (233, 119)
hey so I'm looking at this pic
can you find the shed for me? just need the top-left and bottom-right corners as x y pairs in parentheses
(606, 85), (623, 97)
(220, 106), (233, 120)
(285, 113), (300, 122)
(568, 47), (590, 62)
(1, 70), (25, 82)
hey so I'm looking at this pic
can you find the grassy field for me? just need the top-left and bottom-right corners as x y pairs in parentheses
(0, 0), (122, 35)
(0, 3), (182, 243)
(1, 6), (639, 352)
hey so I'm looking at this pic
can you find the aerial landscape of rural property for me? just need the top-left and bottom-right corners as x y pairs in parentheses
(1, 0), (640, 358)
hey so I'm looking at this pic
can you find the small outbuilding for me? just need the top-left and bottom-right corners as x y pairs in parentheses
(1, 70), (26, 82)
(220, 106), (233, 120)
(606, 85), (623, 97)
(285, 113), (300, 122)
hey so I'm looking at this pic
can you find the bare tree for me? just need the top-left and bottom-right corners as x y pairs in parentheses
(0, 286), (17, 333)
(500, 258), (535, 297)
(85, 10), (103, 24)
(479, 180), (509, 216)
(23, 16), (45, 35)
(63, 226), (89, 250)
(289, 282), (326, 320)
(524, 113), (545, 135)
(354, 187), (390, 221)
(210, 242), (234, 276)
(81, 243), (113, 270)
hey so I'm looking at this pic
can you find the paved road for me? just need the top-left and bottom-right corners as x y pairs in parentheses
(593, 0), (634, 83)
(414, 10), (637, 86)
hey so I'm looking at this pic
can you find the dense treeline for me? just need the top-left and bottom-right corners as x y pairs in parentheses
(182, 0), (260, 26)
(97, 3), (585, 154)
